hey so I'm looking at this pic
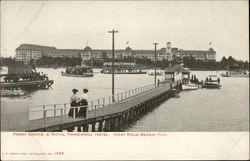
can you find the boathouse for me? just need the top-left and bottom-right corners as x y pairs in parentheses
(165, 65), (190, 83)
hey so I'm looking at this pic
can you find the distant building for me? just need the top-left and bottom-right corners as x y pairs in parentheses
(15, 43), (216, 63)
(15, 44), (57, 63)
(56, 49), (82, 58)
(176, 48), (216, 61)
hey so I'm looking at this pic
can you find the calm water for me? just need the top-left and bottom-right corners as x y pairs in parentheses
(1, 68), (249, 131)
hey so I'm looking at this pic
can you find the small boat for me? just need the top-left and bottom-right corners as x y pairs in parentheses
(61, 65), (94, 77)
(61, 72), (93, 77)
(202, 83), (221, 89)
(220, 65), (249, 77)
(182, 83), (199, 90)
(101, 70), (146, 74)
(202, 75), (221, 89)
(0, 89), (25, 96)
(148, 72), (163, 76)
(101, 62), (147, 74)
(221, 70), (249, 77)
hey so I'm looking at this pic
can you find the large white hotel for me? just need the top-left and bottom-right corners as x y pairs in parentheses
(15, 42), (216, 63)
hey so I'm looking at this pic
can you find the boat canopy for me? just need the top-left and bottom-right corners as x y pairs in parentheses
(165, 65), (190, 74)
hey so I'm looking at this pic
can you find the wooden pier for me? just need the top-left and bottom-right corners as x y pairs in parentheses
(28, 82), (181, 132)
(0, 80), (54, 90)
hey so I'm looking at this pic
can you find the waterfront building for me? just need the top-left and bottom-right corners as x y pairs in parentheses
(56, 49), (82, 58)
(176, 48), (216, 61)
(15, 43), (216, 63)
(15, 44), (57, 63)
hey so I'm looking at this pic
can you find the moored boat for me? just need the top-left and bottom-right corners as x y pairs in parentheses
(220, 65), (249, 77)
(182, 83), (199, 90)
(61, 72), (93, 77)
(202, 75), (221, 89)
(202, 83), (221, 89)
(101, 62), (146, 74)
(0, 64), (53, 90)
(221, 70), (249, 77)
(148, 71), (163, 76)
(61, 65), (94, 77)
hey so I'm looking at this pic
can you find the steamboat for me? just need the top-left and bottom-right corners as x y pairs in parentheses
(101, 62), (146, 74)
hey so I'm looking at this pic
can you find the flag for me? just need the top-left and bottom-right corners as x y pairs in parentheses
(209, 42), (212, 45)
(126, 41), (129, 45)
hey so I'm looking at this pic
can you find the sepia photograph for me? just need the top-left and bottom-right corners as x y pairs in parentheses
(1, 0), (249, 160)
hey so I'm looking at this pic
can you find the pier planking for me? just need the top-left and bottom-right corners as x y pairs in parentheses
(28, 82), (179, 132)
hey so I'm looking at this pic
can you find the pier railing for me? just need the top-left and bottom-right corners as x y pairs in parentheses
(28, 83), (163, 120)
(28, 81), (179, 131)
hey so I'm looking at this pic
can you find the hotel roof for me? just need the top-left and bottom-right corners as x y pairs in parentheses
(16, 44), (57, 51)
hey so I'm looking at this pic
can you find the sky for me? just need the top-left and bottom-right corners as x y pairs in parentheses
(1, 1), (249, 61)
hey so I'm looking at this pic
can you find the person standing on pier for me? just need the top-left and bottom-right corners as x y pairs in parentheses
(68, 89), (80, 118)
(78, 88), (89, 118)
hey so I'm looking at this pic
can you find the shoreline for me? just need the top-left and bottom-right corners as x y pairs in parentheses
(36, 66), (223, 71)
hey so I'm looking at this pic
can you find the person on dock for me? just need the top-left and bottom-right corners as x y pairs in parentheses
(68, 89), (80, 118)
(78, 88), (89, 118)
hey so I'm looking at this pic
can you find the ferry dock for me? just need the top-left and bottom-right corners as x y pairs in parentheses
(28, 81), (181, 132)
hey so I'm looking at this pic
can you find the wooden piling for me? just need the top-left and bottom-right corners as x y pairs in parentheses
(98, 121), (103, 132)
(104, 119), (110, 131)
(91, 122), (96, 132)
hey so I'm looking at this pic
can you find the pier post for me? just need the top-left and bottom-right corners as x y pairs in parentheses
(126, 112), (129, 121)
(110, 117), (116, 131)
(104, 119), (110, 131)
(83, 123), (88, 132)
(60, 109), (63, 131)
(54, 105), (56, 116)
(118, 115), (123, 126)
(132, 108), (136, 118)
(145, 102), (149, 112)
(68, 127), (74, 132)
(127, 111), (131, 121)
(77, 125), (82, 132)
(98, 121), (103, 132)
(91, 122), (96, 132)
(114, 117), (118, 128)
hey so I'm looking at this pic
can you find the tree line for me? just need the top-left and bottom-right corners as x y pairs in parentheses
(1, 55), (249, 70)
(182, 56), (249, 70)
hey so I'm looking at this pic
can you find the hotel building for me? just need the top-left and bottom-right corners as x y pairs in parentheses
(15, 43), (216, 63)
